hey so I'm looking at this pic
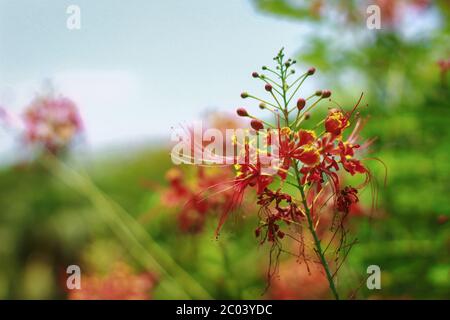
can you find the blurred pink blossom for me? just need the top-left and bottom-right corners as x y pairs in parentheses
(1, 94), (83, 154)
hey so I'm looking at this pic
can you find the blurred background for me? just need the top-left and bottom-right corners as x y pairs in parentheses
(0, 0), (449, 299)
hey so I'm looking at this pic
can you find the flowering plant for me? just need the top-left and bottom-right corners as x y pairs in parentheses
(0, 93), (83, 156)
(212, 49), (377, 299)
(22, 94), (83, 154)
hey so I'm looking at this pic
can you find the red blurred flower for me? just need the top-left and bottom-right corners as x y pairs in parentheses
(269, 260), (329, 300)
(163, 167), (235, 233)
(68, 263), (156, 300)
(376, 0), (431, 26)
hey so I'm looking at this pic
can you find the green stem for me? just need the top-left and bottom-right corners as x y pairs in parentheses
(286, 73), (308, 105)
(247, 94), (280, 110)
(279, 60), (290, 126)
(276, 52), (339, 300)
(293, 162), (340, 300)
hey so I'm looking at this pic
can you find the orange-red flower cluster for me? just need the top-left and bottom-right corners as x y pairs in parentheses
(164, 49), (378, 298)
(215, 49), (372, 252)
(68, 263), (156, 300)
(163, 166), (235, 233)
(219, 109), (369, 239)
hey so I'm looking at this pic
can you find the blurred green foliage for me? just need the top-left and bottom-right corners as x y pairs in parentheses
(0, 151), (270, 299)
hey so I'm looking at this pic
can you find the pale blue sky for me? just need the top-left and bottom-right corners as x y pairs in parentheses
(0, 0), (316, 158)
(0, 1), (441, 161)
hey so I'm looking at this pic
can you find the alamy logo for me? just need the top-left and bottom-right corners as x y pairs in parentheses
(66, 265), (81, 290)
(366, 265), (381, 289)
(66, 5), (81, 30)
(170, 121), (281, 175)
(366, 5), (381, 30)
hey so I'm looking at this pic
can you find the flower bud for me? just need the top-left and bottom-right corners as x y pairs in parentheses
(321, 90), (332, 98)
(236, 108), (249, 117)
(304, 112), (311, 120)
(262, 66), (268, 70)
(315, 90), (323, 96)
(240, 92), (249, 99)
(250, 119), (264, 131)
(252, 72), (259, 78)
(259, 102), (266, 109)
(307, 67), (316, 75)
(297, 98), (306, 110)
(325, 109), (347, 135)
(264, 84), (273, 92)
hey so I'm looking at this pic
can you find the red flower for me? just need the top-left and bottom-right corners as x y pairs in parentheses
(437, 58), (450, 73)
(297, 129), (316, 146)
(269, 260), (329, 300)
(162, 168), (190, 205)
(163, 167), (235, 233)
(324, 109), (349, 137)
(336, 186), (359, 214)
(341, 158), (366, 175)
(68, 263), (156, 300)
(277, 128), (320, 179)
(215, 162), (274, 236)
(296, 145), (320, 166)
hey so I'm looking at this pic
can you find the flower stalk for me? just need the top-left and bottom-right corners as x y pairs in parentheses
(294, 161), (340, 300)
(277, 50), (339, 300)
(206, 48), (373, 299)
